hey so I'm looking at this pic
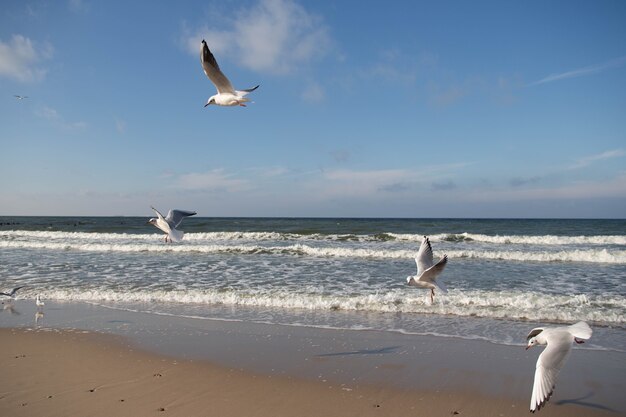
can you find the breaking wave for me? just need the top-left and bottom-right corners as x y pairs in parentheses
(33, 288), (626, 326)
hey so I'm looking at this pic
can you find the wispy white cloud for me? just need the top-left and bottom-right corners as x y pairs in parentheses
(115, 118), (126, 134)
(529, 56), (626, 86)
(174, 169), (248, 192)
(509, 176), (542, 187)
(68, 0), (88, 13)
(316, 164), (469, 197)
(36, 105), (87, 130)
(357, 47), (418, 86)
(329, 149), (351, 163)
(182, 0), (331, 75)
(431, 180), (457, 191)
(467, 172), (626, 202)
(568, 149), (625, 170)
(250, 166), (290, 177)
(0, 35), (53, 83)
(301, 82), (325, 103)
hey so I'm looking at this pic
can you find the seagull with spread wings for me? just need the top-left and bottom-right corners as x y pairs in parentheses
(406, 236), (448, 303)
(526, 321), (592, 413)
(200, 39), (259, 107)
(148, 207), (197, 243)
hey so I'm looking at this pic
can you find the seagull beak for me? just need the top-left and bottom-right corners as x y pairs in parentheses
(204, 102), (210, 107)
(525, 345), (531, 350)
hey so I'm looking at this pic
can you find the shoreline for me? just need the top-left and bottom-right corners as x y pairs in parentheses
(2, 301), (625, 416)
(1, 327), (622, 417)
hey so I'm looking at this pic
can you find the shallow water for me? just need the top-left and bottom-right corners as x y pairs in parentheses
(1, 217), (625, 351)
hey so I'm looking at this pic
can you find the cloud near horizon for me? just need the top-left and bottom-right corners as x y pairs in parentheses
(568, 149), (625, 170)
(173, 169), (249, 192)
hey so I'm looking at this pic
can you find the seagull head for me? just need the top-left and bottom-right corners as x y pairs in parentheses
(147, 218), (157, 225)
(526, 337), (539, 350)
(204, 96), (216, 107)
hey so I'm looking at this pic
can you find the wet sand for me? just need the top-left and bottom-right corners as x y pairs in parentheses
(1, 301), (624, 416)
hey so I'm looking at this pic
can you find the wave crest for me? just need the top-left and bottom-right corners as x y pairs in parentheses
(34, 288), (626, 325)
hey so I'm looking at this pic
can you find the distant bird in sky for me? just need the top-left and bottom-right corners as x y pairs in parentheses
(526, 321), (593, 413)
(0, 286), (24, 298)
(14, 95), (28, 100)
(406, 236), (448, 303)
(200, 39), (259, 107)
(148, 207), (197, 243)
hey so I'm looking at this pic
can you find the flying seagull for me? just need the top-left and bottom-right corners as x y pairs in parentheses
(200, 39), (259, 107)
(526, 321), (593, 413)
(14, 95), (28, 100)
(0, 286), (24, 298)
(148, 207), (197, 243)
(406, 236), (448, 303)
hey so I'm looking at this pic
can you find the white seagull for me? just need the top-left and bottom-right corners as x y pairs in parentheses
(0, 286), (24, 298)
(200, 39), (259, 107)
(14, 95), (28, 100)
(148, 207), (197, 243)
(526, 321), (593, 413)
(36, 295), (45, 308)
(406, 236), (448, 302)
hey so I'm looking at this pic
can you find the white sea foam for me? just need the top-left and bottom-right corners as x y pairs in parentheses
(391, 232), (626, 245)
(35, 288), (626, 325)
(4, 230), (625, 245)
(445, 248), (626, 264)
(2, 239), (625, 264)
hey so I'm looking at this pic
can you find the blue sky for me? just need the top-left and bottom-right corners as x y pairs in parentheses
(1, 0), (625, 218)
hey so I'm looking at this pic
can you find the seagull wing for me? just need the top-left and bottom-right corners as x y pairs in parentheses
(417, 255), (448, 290)
(200, 40), (235, 94)
(529, 331), (573, 412)
(151, 206), (165, 220)
(165, 210), (197, 228)
(1, 286), (24, 297)
(9, 286), (24, 296)
(150, 207), (171, 234)
(415, 237), (434, 274)
(567, 321), (592, 340)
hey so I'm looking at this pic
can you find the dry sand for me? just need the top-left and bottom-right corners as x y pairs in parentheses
(1, 327), (621, 417)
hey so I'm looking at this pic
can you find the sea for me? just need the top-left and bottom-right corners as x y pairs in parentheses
(1, 217), (625, 351)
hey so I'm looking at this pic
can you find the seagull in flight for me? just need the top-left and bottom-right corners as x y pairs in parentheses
(148, 207), (197, 243)
(0, 286), (24, 298)
(14, 95), (28, 100)
(200, 39), (259, 107)
(406, 236), (448, 303)
(526, 321), (593, 413)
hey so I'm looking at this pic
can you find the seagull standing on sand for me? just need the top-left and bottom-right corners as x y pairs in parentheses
(148, 207), (197, 243)
(200, 39), (259, 107)
(526, 321), (593, 413)
(0, 286), (24, 299)
(36, 294), (45, 309)
(407, 236), (448, 303)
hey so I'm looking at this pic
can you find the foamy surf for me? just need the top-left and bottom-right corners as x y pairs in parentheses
(27, 288), (626, 326)
(2, 217), (624, 352)
(2, 239), (625, 264)
(3, 230), (625, 245)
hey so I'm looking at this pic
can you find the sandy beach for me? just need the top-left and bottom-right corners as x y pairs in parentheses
(1, 301), (624, 417)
